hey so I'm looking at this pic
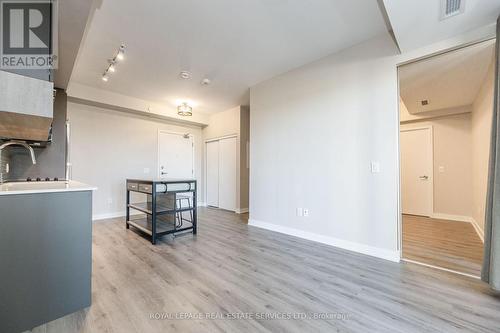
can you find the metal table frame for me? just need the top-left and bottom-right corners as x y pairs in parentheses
(126, 179), (197, 244)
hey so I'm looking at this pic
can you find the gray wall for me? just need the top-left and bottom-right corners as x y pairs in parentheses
(249, 34), (401, 261)
(7, 89), (67, 180)
(67, 102), (204, 218)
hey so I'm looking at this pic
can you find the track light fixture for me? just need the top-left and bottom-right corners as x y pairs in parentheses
(101, 44), (126, 82)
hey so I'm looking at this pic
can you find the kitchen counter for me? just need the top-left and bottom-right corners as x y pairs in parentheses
(0, 180), (97, 195)
(0, 180), (95, 332)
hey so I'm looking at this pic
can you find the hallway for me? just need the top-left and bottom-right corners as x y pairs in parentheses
(403, 215), (484, 276)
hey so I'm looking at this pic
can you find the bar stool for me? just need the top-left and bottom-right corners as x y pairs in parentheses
(176, 194), (193, 227)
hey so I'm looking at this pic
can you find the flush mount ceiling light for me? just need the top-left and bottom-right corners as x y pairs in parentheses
(101, 44), (126, 82)
(177, 102), (193, 116)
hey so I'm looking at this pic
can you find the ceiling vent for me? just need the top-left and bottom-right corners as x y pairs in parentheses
(440, 0), (465, 20)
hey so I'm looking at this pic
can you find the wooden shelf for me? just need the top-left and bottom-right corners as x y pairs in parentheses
(127, 217), (193, 236)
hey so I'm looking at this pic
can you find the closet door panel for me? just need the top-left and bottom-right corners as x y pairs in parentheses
(218, 137), (237, 211)
(206, 141), (219, 207)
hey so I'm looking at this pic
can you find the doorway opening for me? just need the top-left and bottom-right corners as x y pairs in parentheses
(398, 39), (496, 277)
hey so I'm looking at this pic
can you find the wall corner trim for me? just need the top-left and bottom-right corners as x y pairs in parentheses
(236, 208), (249, 214)
(248, 219), (400, 262)
(470, 218), (485, 243)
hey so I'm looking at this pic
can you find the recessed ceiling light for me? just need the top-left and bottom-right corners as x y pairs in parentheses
(179, 71), (192, 80)
(201, 78), (211, 85)
(102, 74), (109, 82)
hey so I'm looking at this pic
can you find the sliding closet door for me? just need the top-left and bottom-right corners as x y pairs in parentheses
(206, 141), (219, 207)
(218, 137), (237, 211)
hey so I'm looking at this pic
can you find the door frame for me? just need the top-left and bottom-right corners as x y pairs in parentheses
(399, 125), (434, 217)
(204, 134), (238, 209)
(157, 130), (195, 179)
(396, 36), (496, 261)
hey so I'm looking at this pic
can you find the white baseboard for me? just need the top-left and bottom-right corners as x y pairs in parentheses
(197, 202), (207, 207)
(248, 219), (400, 262)
(470, 218), (485, 243)
(236, 208), (249, 214)
(431, 213), (473, 223)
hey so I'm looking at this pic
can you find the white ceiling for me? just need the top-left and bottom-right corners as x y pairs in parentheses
(399, 40), (495, 114)
(54, 0), (94, 89)
(383, 0), (500, 52)
(69, 0), (388, 114)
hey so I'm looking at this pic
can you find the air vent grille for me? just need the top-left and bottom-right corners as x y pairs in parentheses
(441, 0), (464, 19)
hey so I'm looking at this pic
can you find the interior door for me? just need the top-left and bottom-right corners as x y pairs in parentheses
(158, 132), (194, 179)
(206, 141), (219, 207)
(219, 137), (237, 211)
(400, 128), (433, 216)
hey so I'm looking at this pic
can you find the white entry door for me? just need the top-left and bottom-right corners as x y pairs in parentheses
(158, 132), (194, 179)
(218, 137), (237, 211)
(400, 127), (433, 216)
(206, 140), (219, 207)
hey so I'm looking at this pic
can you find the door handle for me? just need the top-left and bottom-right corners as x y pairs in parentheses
(419, 175), (429, 180)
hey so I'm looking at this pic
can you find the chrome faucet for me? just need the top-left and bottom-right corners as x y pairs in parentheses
(0, 141), (37, 184)
(0, 141), (37, 165)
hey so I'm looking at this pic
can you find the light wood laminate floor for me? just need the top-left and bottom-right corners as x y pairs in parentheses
(30, 208), (499, 333)
(403, 215), (484, 277)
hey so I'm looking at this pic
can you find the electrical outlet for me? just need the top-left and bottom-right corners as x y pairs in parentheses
(107, 197), (113, 205)
(438, 166), (445, 173)
(296, 208), (303, 217)
(303, 209), (309, 217)
(143, 167), (150, 174)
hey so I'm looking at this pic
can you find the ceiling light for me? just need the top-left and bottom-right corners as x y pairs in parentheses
(116, 44), (126, 61)
(177, 102), (193, 116)
(179, 71), (192, 80)
(100, 44), (126, 81)
(201, 78), (211, 85)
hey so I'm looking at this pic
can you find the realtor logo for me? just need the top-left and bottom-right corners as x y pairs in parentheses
(0, 0), (58, 69)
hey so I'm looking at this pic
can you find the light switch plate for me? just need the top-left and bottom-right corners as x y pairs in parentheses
(371, 161), (380, 173)
(296, 208), (303, 217)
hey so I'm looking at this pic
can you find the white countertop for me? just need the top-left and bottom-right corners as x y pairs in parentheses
(0, 181), (97, 195)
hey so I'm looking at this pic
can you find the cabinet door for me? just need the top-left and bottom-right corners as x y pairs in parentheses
(0, 70), (53, 118)
(206, 141), (219, 207)
(218, 137), (237, 211)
